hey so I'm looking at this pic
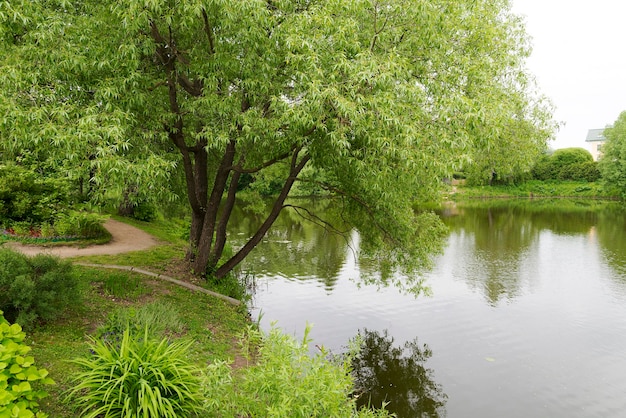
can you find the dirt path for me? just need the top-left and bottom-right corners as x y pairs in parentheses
(5, 219), (159, 258)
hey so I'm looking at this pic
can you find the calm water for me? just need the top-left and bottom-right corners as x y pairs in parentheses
(232, 199), (626, 417)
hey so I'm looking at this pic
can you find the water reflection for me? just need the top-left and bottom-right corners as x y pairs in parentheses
(230, 199), (349, 290)
(597, 205), (626, 289)
(241, 198), (626, 418)
(233, 198), (626, 302)
(352, 329), (447, 418)
(438, 200), (617, 305)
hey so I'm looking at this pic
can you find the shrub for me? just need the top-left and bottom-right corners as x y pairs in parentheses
(68, 328), (203, 418)
(0, 249), (78, 328)
(53, 211), (107, 238)
(202, 325), (392, 417)
(0, 163), (70, 225)
(131, 202), (158, 222)
(532, 148), (596, 181)
(0, 310), (55, 418)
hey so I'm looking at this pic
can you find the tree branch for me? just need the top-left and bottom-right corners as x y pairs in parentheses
(177, 73), (203, 97)
(215, 149), (311, 278)
(226, 151), (291, 173)
(296, 179), (400, 246)
(201, 8), (216, 55)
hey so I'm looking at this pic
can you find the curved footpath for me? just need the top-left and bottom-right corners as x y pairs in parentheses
(6, 219), (240, 306)
(6, 219), (159, 257)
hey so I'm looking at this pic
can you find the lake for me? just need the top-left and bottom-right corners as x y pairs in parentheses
(231, 199), (626, 417)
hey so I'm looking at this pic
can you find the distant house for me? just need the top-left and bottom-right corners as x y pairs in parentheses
(586, 128), (606, 161)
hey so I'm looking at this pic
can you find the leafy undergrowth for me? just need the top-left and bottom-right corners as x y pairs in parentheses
(28, 265), (249, 417)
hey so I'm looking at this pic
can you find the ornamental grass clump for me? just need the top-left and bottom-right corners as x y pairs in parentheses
(67, 328), (203, 418)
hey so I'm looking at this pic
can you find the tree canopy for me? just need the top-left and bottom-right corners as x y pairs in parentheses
(599, 112), (626, 198)
(0, 0), (555, 280)
(532, 147), (599, 182)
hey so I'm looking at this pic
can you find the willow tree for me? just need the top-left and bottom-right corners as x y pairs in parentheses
(0, 0), (554, 280)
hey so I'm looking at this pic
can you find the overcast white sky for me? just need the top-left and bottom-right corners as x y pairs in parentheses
(511, 0), (626, 150)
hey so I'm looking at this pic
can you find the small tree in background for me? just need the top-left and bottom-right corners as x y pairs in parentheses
(532, 147), (598, 182)
(599, 112), (626, 198)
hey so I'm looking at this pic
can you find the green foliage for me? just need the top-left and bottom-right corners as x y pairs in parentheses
(0, 164), (71, 225)
(0, 310), (55, 418)
(0, 249), (78, 329)
(558, 161), (601, 182)
(67, 328), (203, 418)
(453, 180), (610, 199)
(52, 211), (107, 238)
(552, 147), (593, 165)
(202, 324), (391, 417)
(0, 162), (106, 240)
(96, 302), (185, 344)
(1, 0), (556, 280)
(599, 112), (626, 199)
(532, 148), (597, 181)
(130, 202), (158, 222)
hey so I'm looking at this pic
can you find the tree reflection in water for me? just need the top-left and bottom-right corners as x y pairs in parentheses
(351, 329), (447, 418)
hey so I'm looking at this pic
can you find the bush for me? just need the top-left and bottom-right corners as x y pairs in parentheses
(0, 249), (78, 328)
(53, 211), (107, 238)
(532, 148), (596, 181)
(0, 310), (55, 418)
(202, 325), (392, 417)
(131, 202), (159, 222)
(68, 328), (203, 418)
(0, 164), (71, 225)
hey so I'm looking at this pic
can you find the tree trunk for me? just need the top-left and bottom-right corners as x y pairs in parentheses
(192, 140), (237, 275)
(214, 151), (310, 279)
(186, 209), (205, 260)
(208, 169), (241, 268)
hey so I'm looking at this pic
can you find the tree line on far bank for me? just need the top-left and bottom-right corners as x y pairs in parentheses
(460, 146), (601, 186)
(461, 108), (626, 197)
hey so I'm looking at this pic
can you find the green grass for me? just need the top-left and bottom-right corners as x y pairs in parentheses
(0, 230), (112, 247)
(71, 215), (188, 271)
(450, 180), (615, 200)
(28, 265), (249, 417)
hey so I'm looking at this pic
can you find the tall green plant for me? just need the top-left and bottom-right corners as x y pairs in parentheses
(0, 310), (54, 418)
(67, 328), (203, 418)
(202, 325), (392, 417)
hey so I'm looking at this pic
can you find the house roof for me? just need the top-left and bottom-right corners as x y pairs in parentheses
(586, 128), (606, 142)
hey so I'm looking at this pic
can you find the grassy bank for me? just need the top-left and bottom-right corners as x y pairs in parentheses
(30, 265), (249, 416)
(19, 219), (249, 417)
(449, 180), (616, 200)
(8, 217), (391, 417)
(5, 217), (248, 416)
